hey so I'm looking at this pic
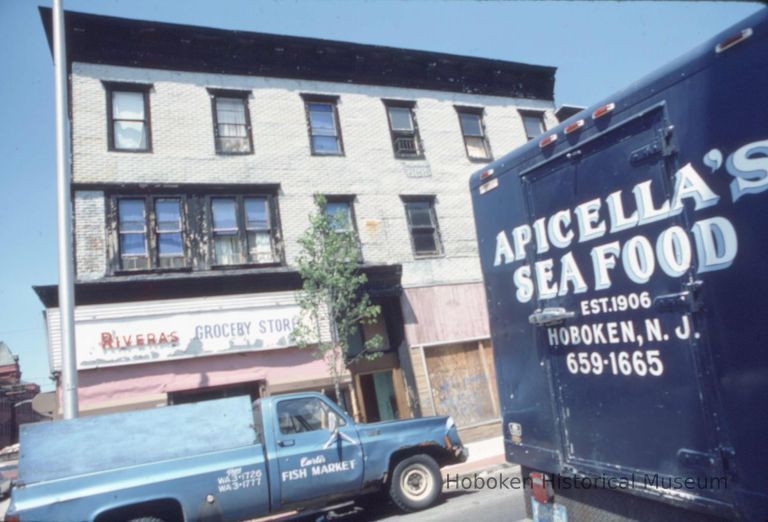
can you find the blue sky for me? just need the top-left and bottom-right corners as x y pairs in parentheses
(0, 0), (762, 391)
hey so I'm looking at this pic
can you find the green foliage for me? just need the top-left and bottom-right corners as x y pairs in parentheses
(292, 194), (382, 405)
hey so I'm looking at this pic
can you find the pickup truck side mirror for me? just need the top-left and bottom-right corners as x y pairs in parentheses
(328, 412), (338, 434)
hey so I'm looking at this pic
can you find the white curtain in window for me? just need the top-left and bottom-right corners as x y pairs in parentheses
(215, 235), (242, 265)
(113, 91), (147, 149)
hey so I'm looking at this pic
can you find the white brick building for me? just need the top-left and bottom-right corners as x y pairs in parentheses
(36, 8), (556, 438)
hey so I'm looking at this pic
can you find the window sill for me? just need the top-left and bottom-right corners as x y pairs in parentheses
(412, 253), (445, 260)
(113, 266), (192, 276)
(394, 154), (426, 161)
(310, 151), (345, 157)
(467, 156), (493, 163)
(210, 261), (283, 270)
(215, 151), (254, 156)
(108, 148), (153, 154)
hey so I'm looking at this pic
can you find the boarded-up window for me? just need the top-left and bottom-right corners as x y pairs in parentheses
(425, 342), (496, 426)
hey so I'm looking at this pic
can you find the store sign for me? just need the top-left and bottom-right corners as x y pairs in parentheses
(46, 293), (317, 370)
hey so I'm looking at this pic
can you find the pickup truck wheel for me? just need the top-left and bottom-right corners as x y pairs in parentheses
(389, 454), (441, 512)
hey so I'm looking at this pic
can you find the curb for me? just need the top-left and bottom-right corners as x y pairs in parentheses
(442, 454), (512, 477)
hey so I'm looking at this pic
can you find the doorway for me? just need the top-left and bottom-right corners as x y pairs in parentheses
(358, 370), (398, 423)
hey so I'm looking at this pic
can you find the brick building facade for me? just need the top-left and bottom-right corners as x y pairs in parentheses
(0, 343), (42, 448)
(35, 9), (557, 439)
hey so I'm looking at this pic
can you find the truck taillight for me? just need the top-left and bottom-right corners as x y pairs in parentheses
(529, 471), (554, 504)
(4, 513), (19, 522)
(480, 168), (494, 180)
(592, 102), (615, 120)
(716, 28), (753, 53)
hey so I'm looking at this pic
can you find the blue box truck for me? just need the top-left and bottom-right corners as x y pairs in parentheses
(471, 9), (768, 521)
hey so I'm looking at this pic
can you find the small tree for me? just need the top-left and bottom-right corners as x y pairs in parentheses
(292, 194), (382, 407)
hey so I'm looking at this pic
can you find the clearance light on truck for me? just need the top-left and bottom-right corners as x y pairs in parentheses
(538, 133), (558, 148)
(478, 168), (499, 195)
(592, 102), (615, 120)
(564, 119), (585, 135)
(716, 28), (753, 53)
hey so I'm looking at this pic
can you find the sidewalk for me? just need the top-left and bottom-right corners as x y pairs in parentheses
(443, 435), (508, 476)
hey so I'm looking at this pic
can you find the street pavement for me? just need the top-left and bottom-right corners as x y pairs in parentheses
(287, 465), (528, 522)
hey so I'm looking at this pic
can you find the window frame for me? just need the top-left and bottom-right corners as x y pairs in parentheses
(383, 99), (424, 160)
(402, 196), (444, 258)
(104, 81), (153, 153)
(323, 195), (363, 262)
(208, 88), (254, 155)
(323, 195), (358, 235)
(301, 94), (345, 157)
(455, 106), (493, 162)
(110, 194), (189, 273)
(207, 194), (281, 268)
(518, 109), (547, 142)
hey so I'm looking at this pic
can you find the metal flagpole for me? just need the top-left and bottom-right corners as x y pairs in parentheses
(52, 0), (79, 419)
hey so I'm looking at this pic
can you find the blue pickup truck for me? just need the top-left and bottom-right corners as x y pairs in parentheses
(5, 392), (467, 522)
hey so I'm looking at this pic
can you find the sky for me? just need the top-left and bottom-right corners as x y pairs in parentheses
(0, 0), (763, 392)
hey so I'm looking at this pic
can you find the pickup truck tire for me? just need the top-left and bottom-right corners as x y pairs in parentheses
(389, 454), (441, 512)
(126, 517), (166, 522)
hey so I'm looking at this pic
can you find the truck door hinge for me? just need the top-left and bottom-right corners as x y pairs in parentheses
(719, 446), (737, 479)
(629, 125), (677, 164)
(677, 448), (718, 471)
(661, 124), (678, 158)
(653, 280), (703, 313)
(678, 446), (735, 478)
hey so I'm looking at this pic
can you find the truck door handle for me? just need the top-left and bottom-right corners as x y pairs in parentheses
(278, 439), (295, 447)
(528, 307), (575, 326)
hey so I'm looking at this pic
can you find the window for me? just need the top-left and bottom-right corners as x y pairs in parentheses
(155, 198), (185, 268)
(277, 397), (343, 435)
(403, 198), (442, 257)
(210, 196), (276, 266)
(115, 196), (186, 271)
(324, 199), (354, 233)
(210, 90), (253, 154)
(384, 101), (423, 158)
(105, 83), (151, 152)
(109, 190), (282, 274)
(456, 107), (492, 161)
(520, 110), (546, 141)
(117, 199), (149, 270)
(321, 196), (362, 262)
(302, 95), (343, 155)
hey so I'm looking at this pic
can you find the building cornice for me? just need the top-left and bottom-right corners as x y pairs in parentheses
(39, 7), (555, 100)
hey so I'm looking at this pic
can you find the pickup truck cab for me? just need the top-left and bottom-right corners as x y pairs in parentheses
(6, 392), (467, 522)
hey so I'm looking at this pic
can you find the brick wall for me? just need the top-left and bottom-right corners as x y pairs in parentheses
(70, 62), (557, 287)
(73, 191), (107, 280)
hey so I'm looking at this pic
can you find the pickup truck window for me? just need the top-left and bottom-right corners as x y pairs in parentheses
(277, 397), (344, 435)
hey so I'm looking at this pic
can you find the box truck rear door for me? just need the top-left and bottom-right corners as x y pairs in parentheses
(521, 104), (721, 483)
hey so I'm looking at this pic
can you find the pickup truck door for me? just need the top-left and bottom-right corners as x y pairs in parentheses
(272, 396), (364, 507)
